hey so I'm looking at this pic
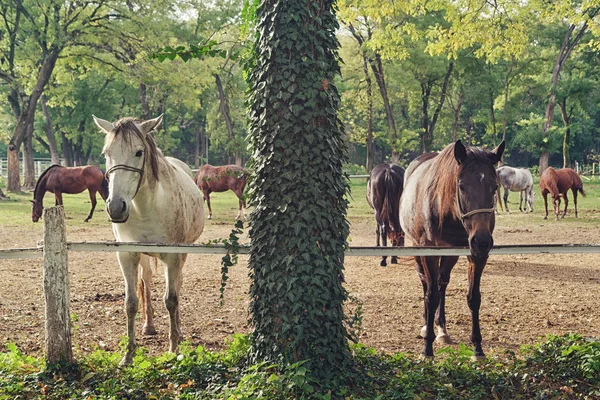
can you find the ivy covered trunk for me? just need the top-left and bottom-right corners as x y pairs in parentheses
(247, 0), (351, 378)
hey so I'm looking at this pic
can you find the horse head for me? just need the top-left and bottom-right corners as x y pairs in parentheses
(454, 140), (505, 259)
(31, 199), (43, 222)
(93, 115), (162, 223)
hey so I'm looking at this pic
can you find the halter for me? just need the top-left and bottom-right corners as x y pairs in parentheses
(456, 185), (496, 221)
(105, 153), (146, 199)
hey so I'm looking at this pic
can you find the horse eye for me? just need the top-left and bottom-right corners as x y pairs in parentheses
(135, 150), (143, 157)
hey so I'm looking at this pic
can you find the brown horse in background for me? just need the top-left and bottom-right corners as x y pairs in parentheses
(540, 167), (586, 220)
(194, 164), (248, 220)
(400, 140), (504, 359)
(31, 165), (109, 222)
(366, 163), (405, 266)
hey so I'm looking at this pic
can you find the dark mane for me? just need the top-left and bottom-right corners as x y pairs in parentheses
(33, 164), (63, 201)
(105, 117), (160, 182)
(428, 143), (497, 224)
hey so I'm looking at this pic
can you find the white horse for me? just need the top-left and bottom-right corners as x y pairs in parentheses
(496, 166), (534, 214)
(93, 115), (204, 366)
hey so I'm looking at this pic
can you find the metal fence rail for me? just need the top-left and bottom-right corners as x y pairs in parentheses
(4, 242), (600, 260)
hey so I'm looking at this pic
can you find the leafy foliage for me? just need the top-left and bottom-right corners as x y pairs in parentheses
(1, 334), (599, 398)
(246, 0), (352, 380)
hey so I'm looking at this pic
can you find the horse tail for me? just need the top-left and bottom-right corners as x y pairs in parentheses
(381, 166), (402, 239)
(496, 183), (503, 211)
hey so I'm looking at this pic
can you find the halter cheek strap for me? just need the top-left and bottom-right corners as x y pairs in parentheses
(105, 154), (146, 199)
(456, 187), (496, 221)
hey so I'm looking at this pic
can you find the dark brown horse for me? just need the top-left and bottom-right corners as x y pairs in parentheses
(400, 140), (504, 359)
(540, 167), (586, 220)
(366, 163), (405, 266)
(194, 164), (248, 220)
(31, 165), (109, 222)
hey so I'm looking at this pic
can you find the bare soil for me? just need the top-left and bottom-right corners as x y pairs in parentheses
(1, 209), (599, 359)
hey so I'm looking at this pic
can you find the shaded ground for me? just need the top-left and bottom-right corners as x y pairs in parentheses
(1, 203), (599, 359)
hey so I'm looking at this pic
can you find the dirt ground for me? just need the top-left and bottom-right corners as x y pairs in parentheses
(0, 206), (599, 360)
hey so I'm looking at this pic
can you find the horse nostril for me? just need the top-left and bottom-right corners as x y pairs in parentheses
(121, 201), (127, 213)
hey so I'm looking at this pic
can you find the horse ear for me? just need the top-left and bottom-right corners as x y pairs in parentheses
(139, 114), (163, 135)
(93, 115), (114, 134)
(490, 140), (506, 165)
(454, 140), (467, 165)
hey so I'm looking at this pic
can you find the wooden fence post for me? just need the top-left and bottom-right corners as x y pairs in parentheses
(43, 206), (73, 364)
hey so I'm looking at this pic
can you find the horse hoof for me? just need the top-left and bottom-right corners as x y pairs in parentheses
(119, 354), (134, 367)
(390, 257), (398, 264)
(419, 354), (434, 361)
(142, 326), (157, 336)
(420, 326), (427, 338)
(436, 334), (454, 345)
(207, 215), (213, 220)
(471, 355), (486, 362)
(379, 260), (387, 267)
(543, 216), (548, 220)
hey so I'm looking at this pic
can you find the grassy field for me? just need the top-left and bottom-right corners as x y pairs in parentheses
(2, 176), (600, 232)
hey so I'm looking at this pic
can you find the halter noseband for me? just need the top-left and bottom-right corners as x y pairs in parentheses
(105, 154), (146, 199)
(456, 184), (495, 221)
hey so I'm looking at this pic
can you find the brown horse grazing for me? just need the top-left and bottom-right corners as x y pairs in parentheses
(366, 163), (405, 266)
(31, 165), (109, 222)
(194, 164), (248, 220)
(540, 167), (586, 220)
(400, 140), (505, 360)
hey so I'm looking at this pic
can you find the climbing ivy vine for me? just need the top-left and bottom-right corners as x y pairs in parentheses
(246, 0), (352, 380)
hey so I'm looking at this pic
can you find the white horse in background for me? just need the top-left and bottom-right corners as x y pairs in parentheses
(93, 115), (204, 366)
(496, 166), (534, 214)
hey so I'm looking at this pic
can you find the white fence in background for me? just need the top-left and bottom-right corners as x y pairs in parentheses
(0, 158), (62, 180)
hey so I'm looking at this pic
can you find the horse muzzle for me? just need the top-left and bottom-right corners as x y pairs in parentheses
(469, 234), (493, 259)
(106, 198), (130, 223)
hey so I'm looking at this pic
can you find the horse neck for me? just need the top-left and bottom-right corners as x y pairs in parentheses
(33, 175), (48, 205)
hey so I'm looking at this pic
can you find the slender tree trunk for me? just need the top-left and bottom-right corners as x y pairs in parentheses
(361, 49), (374, 172)
(140, 82), (150, 120)
(195, 123), (200, 169)
(559, 97), (572, 168)
(489, 88), (497, 147)
(420, 82), (432, 152)
(7, 48), (60, 191)
(502, 61), (514, 143)
(540, 16), (594, 173)
(214, 73), (241, 165)
(40, 95), (60, 164)
(452, 90), (463, 142)
(427, 61), (453, 149)
(370, 54), (398, 162)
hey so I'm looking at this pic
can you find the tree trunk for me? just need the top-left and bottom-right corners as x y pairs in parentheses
(214, 73), (241, 165)
(41, 95), (61, 164)
(559, 97), (572, 168)
(540, 18), (593, 172)
(140, 82), (150, 120)
(23, 128), (36, 189)
(427, 61), (453, 149)
(7, 48), (60, 191)
(489, 88), (497, 147)
(195, 123), (200, 169)
(370, 54), (398, 162)
(361, 48), (374, 172)
(452, 90), (464, 142)
(60, 131), (74, 167)
(420, 82), (432, 152)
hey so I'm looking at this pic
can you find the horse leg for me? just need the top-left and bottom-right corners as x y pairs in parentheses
(234, 190), (246, 220)
(573, 189), (579, 218)
(117, 252), (141, 366)
(379, 222), (388, 267)
(205, 192), (213, 219)
(420, 256), (440, 358)
(562, 194), (568, 219)
(435, 256), (458, 345)
(55, 192), (63, 206)
(416, 257), (428, 339)
(84, 190), (97, 222)
(543, 192), (549, 219)
(503, 187), (510, 214)
(519, 190), (524, 212)
(163, 253), (186, 352)
(138, 255), (157, 335)
(466, 256), (487, 361)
